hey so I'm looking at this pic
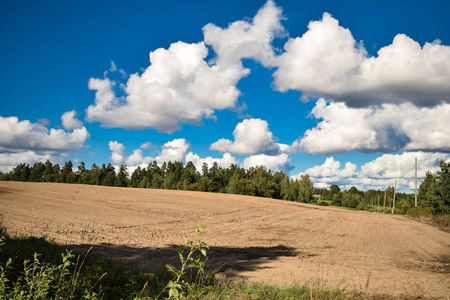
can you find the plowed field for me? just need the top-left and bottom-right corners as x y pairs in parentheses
(0, 182), (449, 298)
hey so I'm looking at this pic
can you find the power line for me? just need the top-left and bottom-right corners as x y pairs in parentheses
(418, 146), (450, 161)
(400, 165), (415, 180)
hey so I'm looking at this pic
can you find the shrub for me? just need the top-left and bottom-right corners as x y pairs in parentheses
(356, 202), (366, 211)
(407, 206), (432, 218)
(432, 214), (450, 228)
(395, 200), (411, 215)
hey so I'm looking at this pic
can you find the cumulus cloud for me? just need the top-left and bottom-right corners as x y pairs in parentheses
(296, 99), (450, 154)
(359, 152), (446, 181)
(0, 151), (51, 173)
(61, 110), (84, 130)
(156, 139), (191, 164)
(86, 1), (285, 133)
(242, 153), (293, 173)
(274, 13), (450, 106)
(210, 118), (279, 155)
(86, 42), (244, 133)
(0, 114), (89, 173)
(0, 115), (89, 152)
(294, 157), (357, 189)
(125, 149), (145, 166)
(109, 139), (190, 167)
(108, 138), (237, 173)
(297, 152), (449, 191)
(185, 152), (237, 172)
(203, 0), (285, 67)
(109, 141), (126, 164)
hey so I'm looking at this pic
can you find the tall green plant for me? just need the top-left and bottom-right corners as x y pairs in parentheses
(160, 225), (210, 299)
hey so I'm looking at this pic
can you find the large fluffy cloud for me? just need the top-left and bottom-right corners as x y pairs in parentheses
(0, 114), (89, 173)
(298, 152), (449, 191)
(296, 99), (450, 154)
(86, 1), (285, 133)
(0, 115), (89, 152)
(210, 118), (279, 155)
(274, 13), (450, 107)
(203, 0), (285, 68)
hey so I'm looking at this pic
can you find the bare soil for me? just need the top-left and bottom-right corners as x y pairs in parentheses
(1, 182), (449, 298)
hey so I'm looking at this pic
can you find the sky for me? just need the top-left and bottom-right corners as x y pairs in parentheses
(1, 0), (450, 192)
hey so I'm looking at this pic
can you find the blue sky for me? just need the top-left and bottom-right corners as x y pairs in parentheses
(1, 0), (450, 192)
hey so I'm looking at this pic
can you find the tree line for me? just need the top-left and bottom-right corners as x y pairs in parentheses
(1, 159), (448, 215)
(0, 160), (316, 203)
(315, 160), (450, 216)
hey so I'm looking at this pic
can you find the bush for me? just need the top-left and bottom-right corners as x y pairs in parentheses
(432, 214), (450, 228)
(356, 202), (366, 211)
(407, 206), (432, 218)
(395, 200), (411, 215)
(317, 201), (329, 206)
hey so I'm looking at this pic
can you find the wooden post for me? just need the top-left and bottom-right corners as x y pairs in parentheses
(383, 190), (386, 214)
(415, 157), (418, 207)
(391, 180), (397, 215)
(377, 196), (380, 213)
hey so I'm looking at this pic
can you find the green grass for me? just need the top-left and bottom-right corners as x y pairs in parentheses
(186, 281), (355, 300)
(0, 226), (165, 299)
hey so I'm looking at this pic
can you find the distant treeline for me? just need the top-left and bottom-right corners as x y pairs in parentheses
(1, 159), (448, 215)
(0, 160), (316, 202)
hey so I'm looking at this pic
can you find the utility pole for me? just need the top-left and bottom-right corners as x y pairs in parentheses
(391, 180), (397, 215)
(383, 190), (386, 214)
(415, 157), (418, 207)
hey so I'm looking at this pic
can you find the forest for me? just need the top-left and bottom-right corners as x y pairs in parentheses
(1, 159), (449, 216)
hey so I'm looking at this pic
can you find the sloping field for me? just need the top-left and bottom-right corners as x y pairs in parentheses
(0, 181), (449, 298)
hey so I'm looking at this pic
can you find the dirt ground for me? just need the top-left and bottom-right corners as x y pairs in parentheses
(1, 181), (449, 298)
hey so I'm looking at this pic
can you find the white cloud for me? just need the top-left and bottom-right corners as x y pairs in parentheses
(297, 152), (450, 191)
(0, 114), (89, 173)
(125, 149), (145, 166)
(274, 13), (450, 106)
(295, 157), (357, 189)
(210, 118), (279, 155)
(185, 152), (237, 172)
(203, 0), (285, 68)
(305, 157), (357, 178)
(108, 138), (237, 174)
(108, 141), (125, 164)
(297, 99), (450, 154)
(0, 151), (51, 173)
(155, 138), (190, 165)
(0, 115), (89, 152)
(110, 138), (190, 167)
(86, 1), (285, 133)
(61, 110), (84, 130)
(86, 42), (244, 133)
(242, 153), (292, 173)
(359, 152), (445, 180)
(139, 142), (155, 149)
